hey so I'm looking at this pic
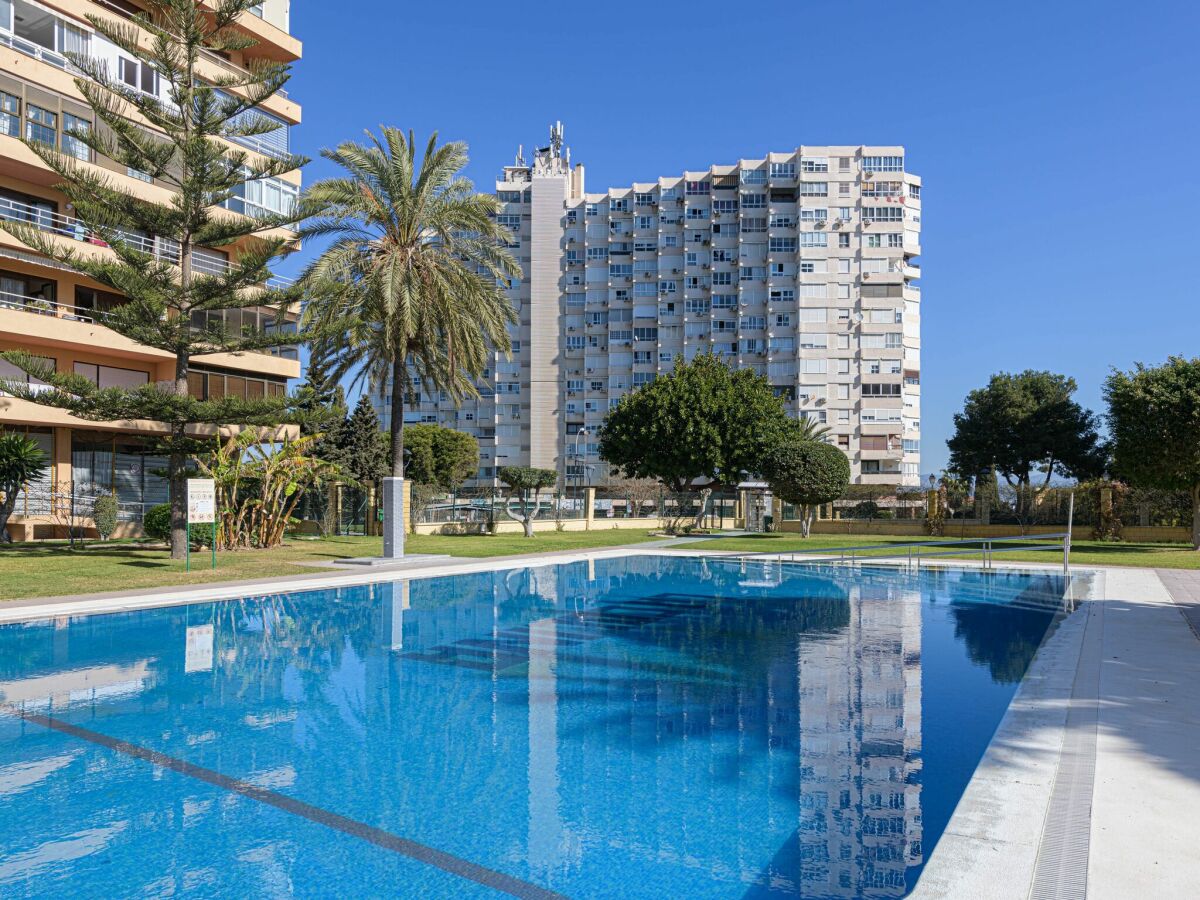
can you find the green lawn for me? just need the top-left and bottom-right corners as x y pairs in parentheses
(3, 528), (1196, 602)
(0, 530), (663, 601)
(698, 532), (1200, 569)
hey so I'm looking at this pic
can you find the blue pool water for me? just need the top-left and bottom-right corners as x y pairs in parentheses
(0, 556), (1068, 898)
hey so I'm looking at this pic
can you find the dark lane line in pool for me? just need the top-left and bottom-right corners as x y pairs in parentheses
(6, 706), (569, 900)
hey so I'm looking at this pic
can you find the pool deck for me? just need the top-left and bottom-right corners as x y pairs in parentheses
(1, 550), (1197, 898)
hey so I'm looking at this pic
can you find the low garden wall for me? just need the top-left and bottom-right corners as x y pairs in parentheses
(794, 519), (1191, 542)
(409, 516), (666, 536)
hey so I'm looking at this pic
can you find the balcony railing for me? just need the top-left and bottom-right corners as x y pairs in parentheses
(0, 29), (72, 71)
(0, 195), (294, 288)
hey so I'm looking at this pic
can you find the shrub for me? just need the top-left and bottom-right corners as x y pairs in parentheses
(143, 503), (171, 542)
(93, 495), (118, 540)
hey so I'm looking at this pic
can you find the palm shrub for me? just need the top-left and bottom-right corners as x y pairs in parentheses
(92, 495), (119, 541)
(0, 433), (49, 543)
(299, 129), (519, 555)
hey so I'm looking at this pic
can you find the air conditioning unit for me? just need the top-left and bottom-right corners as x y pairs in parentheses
(863, 273), (871, 280)
(863, 219), (872, 226)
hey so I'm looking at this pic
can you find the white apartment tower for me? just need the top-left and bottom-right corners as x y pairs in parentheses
(381, 126), (922, 487)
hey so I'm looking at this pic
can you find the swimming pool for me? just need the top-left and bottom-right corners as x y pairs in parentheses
(0, 556), (1069, 898)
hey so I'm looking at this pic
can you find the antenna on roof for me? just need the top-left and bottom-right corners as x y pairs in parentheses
(515, 144), (525, 166)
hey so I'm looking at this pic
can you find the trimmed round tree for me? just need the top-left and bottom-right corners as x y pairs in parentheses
(499, 466), (558, 537)
(763, 441), (851, 538)
(599, 352), (800, 527)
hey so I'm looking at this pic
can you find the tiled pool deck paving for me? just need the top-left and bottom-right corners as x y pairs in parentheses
(2, 550), (1198, 898)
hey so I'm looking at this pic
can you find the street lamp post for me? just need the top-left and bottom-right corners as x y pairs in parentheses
(572, 427), (589, 519)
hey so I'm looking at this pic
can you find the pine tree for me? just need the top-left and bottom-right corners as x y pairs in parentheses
(324, 396), (389, 487)
(0, 1), (308, 558)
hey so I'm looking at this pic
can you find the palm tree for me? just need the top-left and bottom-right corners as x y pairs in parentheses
(300, 129), (519, 556)
(0, 433), (49, 543)
(795, 415), (832, 443)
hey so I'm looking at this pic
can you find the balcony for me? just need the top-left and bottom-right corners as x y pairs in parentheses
(0, 194), (294, 289)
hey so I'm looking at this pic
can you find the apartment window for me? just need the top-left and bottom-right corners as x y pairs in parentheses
(0, 92), (19, 138)
(862, 408), (903, 423)
(838, 233), (851, 248)
(839, 183), (851, 196)
(119, 57), (159, 96)
(774, 313), (791, 327)
(799, 335), (827, 349)
(713, 199), (737, 214)
(909, 184), (921, 199)
(741, 168), (767, 184)
(798, 308), (826, 323)
(740, 217), (766, 234)
(770, 289), (795, 304)
(799, 233), (827, 248)
(712, 294), (736, 309)
(609, 198), (629, 212)
(799, 359), (827, 374)
(799, 182), (827, 196)
(888, 233), (904, 248)
(862, 383), (902, 397)
(685, 180), (710, 195)
(25, 105), (56, 147)
(769, 237), (797, 253)
(836, 384), (850, 400)
(836, 359), (851, 374)
(498, 191), (522, 203)
(800, 157), (828, 173)
(799, 208), (828, 222)
(73, 361), (149, 389)
(769, 162), (796, 178)
(662, 234), (678, 247)
(862, 207), (904, 222)
(863, 155), (904, 172)
(742, 193), (767, 208)
(635, 192), (655, 205)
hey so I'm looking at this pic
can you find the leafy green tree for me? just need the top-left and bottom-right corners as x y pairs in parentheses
(762, 442), (851, 537)
(404, 425), (480, 491)
(0, 433), (49, 543)
(947, 371), (1105, 516)
(498, 466), (557, 537)
(599, 353), (800, 524)
(1105, 357), (1200, 549)
(299, 128), (519, 558)
(0, 0), (308, 559)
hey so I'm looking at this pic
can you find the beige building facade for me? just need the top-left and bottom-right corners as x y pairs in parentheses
(0, 0), (302, 539)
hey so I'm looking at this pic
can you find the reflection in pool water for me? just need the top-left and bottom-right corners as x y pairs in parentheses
(0, 557), (1067, 898)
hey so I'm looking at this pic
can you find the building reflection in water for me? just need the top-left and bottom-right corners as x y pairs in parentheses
(0, 558), (1065, 897)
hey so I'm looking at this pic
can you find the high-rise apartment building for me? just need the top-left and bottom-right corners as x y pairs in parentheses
(0, 0), (301, 539)
(378, 125), (922, 488)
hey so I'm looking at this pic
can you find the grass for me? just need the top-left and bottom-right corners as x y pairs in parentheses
(0, 529), (663, 601)
(2, 527), (1196, 602)
(698, 532), (1200, 569)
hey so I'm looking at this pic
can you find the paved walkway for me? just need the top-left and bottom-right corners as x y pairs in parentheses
(1084, 568), (1200, 898)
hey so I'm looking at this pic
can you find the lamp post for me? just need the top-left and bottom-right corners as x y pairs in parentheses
(572, 427), (589, 518)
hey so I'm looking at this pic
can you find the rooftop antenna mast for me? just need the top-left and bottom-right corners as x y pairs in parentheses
(515, 144), (526, 166)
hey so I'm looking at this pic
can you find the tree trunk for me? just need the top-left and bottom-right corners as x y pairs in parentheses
(693, 487), (712, 529)
(169, 352), (189, 560)
(389, 358), (405, 478)
(523, 516), (534, 538)
(1192, 485), (1200, 551)
(800, 505), (813, 538)
(0, 490), (17, 543)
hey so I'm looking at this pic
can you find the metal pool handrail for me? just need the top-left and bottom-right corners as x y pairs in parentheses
(733, 532), (1074, 575)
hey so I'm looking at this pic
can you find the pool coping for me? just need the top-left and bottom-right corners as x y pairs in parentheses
(0, 550), (1185, 899)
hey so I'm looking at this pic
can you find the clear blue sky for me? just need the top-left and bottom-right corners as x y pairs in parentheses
(284, 0), (1199, 475)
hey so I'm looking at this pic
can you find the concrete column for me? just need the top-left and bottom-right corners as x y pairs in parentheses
(382, 476), (404, 558)
(584, 487), (595, 530)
